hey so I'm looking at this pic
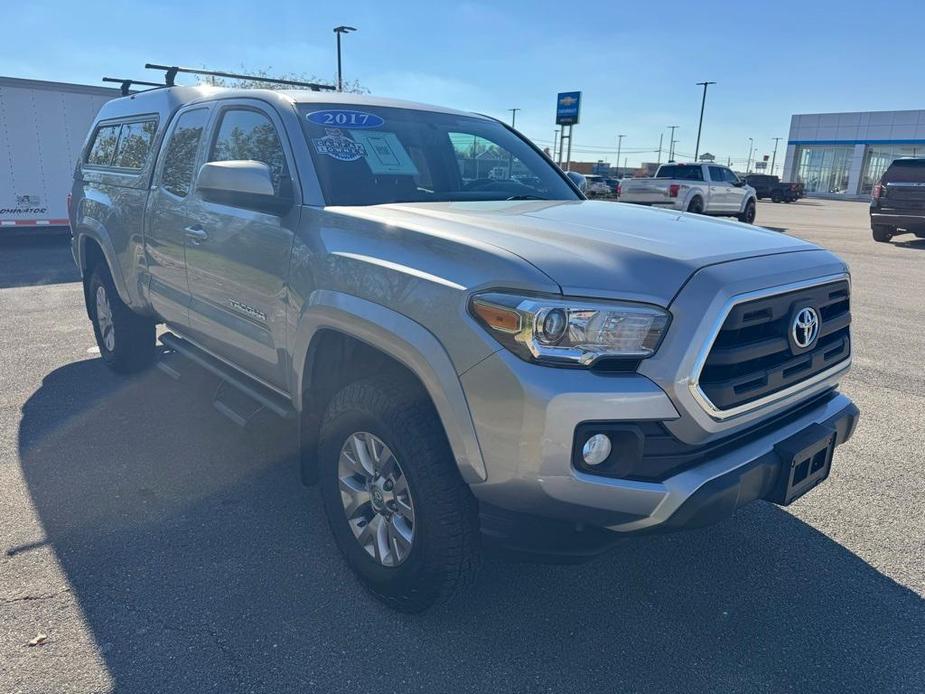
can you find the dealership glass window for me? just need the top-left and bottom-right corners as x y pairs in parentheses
(860, 144), (925, 193)
(86, 124), (121, 166)
(112, 120), (157, 169)
(793, 145), (854, 193)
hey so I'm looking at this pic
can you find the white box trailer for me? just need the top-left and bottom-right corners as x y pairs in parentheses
(0, 76), (121, 232)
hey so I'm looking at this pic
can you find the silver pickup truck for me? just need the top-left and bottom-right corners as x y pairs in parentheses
(618, 162), (757, 222)
(70, 85), (857, 612)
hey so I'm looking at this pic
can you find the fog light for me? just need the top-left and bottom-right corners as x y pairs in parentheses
(581, 434), (612, 466)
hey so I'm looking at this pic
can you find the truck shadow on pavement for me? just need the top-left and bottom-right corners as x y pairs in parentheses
(893, 238), (925, 250)
(16, 357), (925, 693)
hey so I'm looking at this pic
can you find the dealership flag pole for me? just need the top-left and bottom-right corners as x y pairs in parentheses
(616, 134), (625, 177)
(694, 81), (715, 162)
(771, 137), (782, 176)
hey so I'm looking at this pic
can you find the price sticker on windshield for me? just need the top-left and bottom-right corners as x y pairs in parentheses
(306, 110), (384, 129)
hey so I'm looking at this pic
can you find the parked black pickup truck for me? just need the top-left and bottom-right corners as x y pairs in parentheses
(745, 174), (802, 202)
(870, 158), (925, 243)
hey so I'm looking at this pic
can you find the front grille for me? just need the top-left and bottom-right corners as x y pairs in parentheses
(698, 280), (850, 411)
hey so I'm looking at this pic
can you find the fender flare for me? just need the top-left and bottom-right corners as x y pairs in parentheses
(739, 195), (757, 214)
(73, 222), (134, 307)
(684, 189), (705, 211)
(290, 290), (488, 484)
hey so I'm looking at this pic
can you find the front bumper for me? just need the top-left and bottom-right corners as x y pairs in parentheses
(646, 394), (857, 533)
(462, 349), (858, 544)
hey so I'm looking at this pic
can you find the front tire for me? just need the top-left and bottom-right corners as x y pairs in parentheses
(872, 225), (894, 243)
(88, 264), (155, 373)
(318, 376), (480, 612)
(738, 198), (757, 224)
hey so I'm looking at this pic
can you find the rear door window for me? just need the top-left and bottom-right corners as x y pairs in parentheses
(86, 124), (121, 166)
(708, 166), (726, 183)
(113, 120), (157, 169)
(160, 108), (210, 197)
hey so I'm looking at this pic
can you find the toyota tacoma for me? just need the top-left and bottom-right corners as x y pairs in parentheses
(70, 82), (858, 612)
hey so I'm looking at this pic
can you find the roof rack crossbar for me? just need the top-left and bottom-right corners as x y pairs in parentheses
(102, 77), (165, 96)
(144, 64), (336, 92)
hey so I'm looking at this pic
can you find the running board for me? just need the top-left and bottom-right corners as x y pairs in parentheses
(159, 332), (296, 422)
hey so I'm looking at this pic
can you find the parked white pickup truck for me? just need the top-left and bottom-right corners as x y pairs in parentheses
(618, 163), (757, 224)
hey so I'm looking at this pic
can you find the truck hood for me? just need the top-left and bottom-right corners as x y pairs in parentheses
(328, 200), (822, 306)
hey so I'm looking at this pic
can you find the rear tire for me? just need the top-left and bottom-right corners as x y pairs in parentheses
(686, 196), (704, 214)
(738, 198), (757, 224)
(88, 263), (156, 373)
(318, 375), (480, 612)
(771, 191), (782, 202)
(872, 225), (894, 243)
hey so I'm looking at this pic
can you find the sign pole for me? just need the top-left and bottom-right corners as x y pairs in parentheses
(566, 125), (573, 171)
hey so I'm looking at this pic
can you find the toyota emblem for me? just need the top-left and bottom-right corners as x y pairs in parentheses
(791, 307), (820, 350)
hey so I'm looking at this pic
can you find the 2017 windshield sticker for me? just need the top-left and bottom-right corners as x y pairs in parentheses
(307, 110), (384, 129)
(312, 128), (367, 161)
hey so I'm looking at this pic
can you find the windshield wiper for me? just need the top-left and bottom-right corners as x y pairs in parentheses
(505, 194), (547, 201)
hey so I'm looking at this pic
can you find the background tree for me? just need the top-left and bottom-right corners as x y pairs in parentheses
(196, 66), (368, 94)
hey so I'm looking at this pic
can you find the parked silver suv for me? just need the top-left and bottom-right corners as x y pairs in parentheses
(70, 85), (858, 612)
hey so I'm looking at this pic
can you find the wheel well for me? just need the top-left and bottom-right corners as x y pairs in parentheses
(80, 237), (107, 318)
(298, 330), (432, 483)
(81, 236), (106, 274)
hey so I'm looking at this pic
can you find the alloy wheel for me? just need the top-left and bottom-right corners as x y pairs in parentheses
(95, 285), (115, 352)
(337, 432), (415, 567)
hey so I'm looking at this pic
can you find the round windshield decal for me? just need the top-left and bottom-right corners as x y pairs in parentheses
(312, 128), (367, 162)
(306, 110), (384, 129)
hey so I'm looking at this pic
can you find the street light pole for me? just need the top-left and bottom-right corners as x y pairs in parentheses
(770, 137), (782, 176)
(657, 132), (663, 164)
(508, 108), (521, 128)
(746, 137), (754, 174)
(667, 125), (679, 161)
(616, 134), (625, 177)
(553, 129), (559, 161)
(333, 26), (357, 92)
(694, 81), (716, 161)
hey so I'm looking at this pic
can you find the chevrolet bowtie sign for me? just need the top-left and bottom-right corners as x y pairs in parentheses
(556, 91), (581, 126)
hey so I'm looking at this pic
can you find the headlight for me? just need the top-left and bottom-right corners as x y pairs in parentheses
(469, 292), (670, 366)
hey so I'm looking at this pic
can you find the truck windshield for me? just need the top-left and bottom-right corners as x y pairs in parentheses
(655, 165), (704, 181)
(297, 104), (579, 206)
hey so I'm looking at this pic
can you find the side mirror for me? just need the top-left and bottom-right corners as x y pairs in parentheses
(196, 160), (291, 214)
(565, 171), (587, 193)
(732, 180), (745, 187)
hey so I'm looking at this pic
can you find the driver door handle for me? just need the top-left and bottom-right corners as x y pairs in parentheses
(184, 225), (209, 244)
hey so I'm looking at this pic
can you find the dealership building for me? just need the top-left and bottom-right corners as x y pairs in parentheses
(781, 109), (925, 198)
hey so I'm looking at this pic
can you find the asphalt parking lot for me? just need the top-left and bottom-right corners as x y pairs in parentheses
(1, 199), (923, 693)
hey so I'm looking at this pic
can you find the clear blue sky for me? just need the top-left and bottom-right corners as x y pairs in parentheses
(6, 0), (924, 171)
